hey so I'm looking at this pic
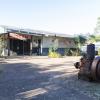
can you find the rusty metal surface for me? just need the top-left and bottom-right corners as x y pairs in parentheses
(91, 58), (100, 80)
(74, 43), (100, 82)
(91, 59), (98, 80)
(97, 62), (100, 80)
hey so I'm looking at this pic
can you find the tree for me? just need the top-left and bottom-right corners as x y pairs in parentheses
(88, 35), (96, 43)
(74, 35), (87, 48)
(88, 35), (100, 43)
(73, 35), (87, 56)
(86, 17), (100, 43)
(94, 17), (100, 34)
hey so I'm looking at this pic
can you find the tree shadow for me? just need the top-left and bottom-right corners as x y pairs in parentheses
(0, 61), (66, 100)
(0, 60), (97, 100)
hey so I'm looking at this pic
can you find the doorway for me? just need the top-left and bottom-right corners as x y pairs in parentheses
(10, 39), (30, 55)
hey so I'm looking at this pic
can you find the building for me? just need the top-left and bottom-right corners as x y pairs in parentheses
(0, 25), (75, 56)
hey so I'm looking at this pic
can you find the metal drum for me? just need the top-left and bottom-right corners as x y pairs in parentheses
(91, 57), (100, 80)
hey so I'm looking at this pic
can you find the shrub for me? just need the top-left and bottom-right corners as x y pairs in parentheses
(48, 51), (61, 58)
(64, 48), (81, 56)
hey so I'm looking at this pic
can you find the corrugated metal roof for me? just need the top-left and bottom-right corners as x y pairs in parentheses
(0, 25), (74, 38)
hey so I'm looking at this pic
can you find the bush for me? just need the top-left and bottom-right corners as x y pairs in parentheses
(48, 51), (61, 58)
(64, 48), (81, 56)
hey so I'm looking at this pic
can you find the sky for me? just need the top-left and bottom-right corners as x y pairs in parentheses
(0, 0), (100, 35)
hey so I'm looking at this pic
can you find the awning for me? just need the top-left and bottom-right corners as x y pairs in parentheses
(9, 33), (31, 40)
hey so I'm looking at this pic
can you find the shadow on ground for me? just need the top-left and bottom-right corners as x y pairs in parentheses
(0, 60), (98, 100)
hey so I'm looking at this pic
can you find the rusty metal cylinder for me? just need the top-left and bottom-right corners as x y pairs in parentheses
(87, 44), (95, 60)
(91, 57), (100, 81)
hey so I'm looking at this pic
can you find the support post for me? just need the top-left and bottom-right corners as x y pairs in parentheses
(40, 35), (43, 55)
(30, 36), (32, 56)
(7, 33), (10, 56)
(23, 40), (24, 56)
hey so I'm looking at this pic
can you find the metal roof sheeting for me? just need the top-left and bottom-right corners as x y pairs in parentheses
(0, 25), (73, 38)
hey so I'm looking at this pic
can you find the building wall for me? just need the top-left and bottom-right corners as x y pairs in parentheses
(42, 36), (54, 48)
(42, 36), (75, 55)
(59, 37), (75, 48)
(0, 34), (75, 56)
(42, 36), (75, 48)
